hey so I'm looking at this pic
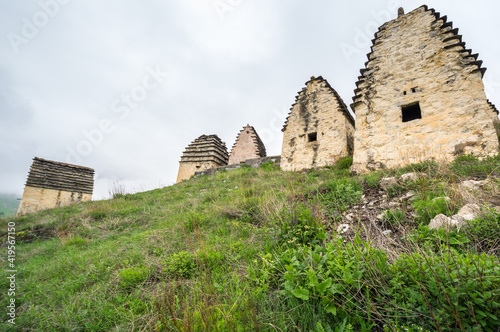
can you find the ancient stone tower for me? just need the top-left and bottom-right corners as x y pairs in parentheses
(176, 134), (229, 183)
(350, 5), (499, 173)
(17, 157), (94, 216)
(281, 76), (355, 171)
(228, 125), (266, 165)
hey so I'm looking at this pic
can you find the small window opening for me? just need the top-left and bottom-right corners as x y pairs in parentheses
(402, 102), (422, 122)
(196, 165), (201, 169)
(403, 91), (407, 95)
(411, 87), (417, 93)
(308, 132), (318, 142)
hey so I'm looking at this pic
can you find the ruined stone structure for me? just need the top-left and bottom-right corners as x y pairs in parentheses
(17, 157), (94, 216)
(228, 125), (267, 165)
(281, 76), (355, 171)
(350, 5), (499, 173)
(176, 134), (229, 183)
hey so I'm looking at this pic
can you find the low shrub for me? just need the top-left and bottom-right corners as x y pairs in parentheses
(260, 161), (279, 171)
(337, 156), (353, 170)
(464, 207), (500, 254)
(64, 236), (88, 247)
(90, 210), (107, 221)
(256, 236), (388, 329)
(413, 197), (458, 225)
(317, 178), (363, 220)
(361, 172), (382, 188)
(273, 204), (325, 247)
(382, 209), (405, 225)
(118, 267), (148, 290)
(450, 154), (500, 178)
(163, 251), (197, 279)
(389, 250), (500, 331)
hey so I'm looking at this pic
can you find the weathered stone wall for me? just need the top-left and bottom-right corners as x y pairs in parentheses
(177, 161), (221, 183)
(281, 76), (355, 171)
(228, 125), (266, 165)
(176, 135), (229, 183)
(17, 186), (92, 215)
(351, 6), (499, 173)
(17, 157), (94, 216)
(194, 156), (281, 177)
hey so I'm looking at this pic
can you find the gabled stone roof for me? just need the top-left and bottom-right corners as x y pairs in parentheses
(282, 76), (354, 132)
(24, 157), (94, 194)
(229, 125), (267, 162)
(180, 134), (229, 166)
(351, 5), (487, 110)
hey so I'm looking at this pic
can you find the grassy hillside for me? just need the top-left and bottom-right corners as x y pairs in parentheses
(0, 194), (20, 218)
(1, 157), (500, 331)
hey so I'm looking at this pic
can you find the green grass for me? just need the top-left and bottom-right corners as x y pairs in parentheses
(0, 158), (499, 331)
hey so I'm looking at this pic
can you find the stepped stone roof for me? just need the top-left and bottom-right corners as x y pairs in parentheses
(351, 5), (487, 109)
(282, 76), (354, 132)
(228, 125), (266, 164)
(180, 134), (229, 165)
(24, 157), (94, 194)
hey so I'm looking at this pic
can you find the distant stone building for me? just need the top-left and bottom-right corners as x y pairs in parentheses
(228, 125), (266, 165)
(281, 76), (355, 171)
(350, 6), (499, 173)
(17, 157), (94, 216)
(176, 134), (229, 183)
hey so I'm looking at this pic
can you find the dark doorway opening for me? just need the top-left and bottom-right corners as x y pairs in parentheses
(308, 132), (318, 142)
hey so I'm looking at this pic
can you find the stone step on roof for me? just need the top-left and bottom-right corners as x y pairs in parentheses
(488, 99), (499, 115)
(282, 76), (354, 132)
(24, 157), (94, 194)
(180, 134), (229, 165)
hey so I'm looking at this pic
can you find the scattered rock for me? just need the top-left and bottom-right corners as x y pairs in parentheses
(399, 191), (415, 202)
(461, 179), (489, 191)
(337, 224), (350, 234)
(400, 172), (419, 182)
(344, 214), (354, 222)
(455, 203), (481, 221)
(379, 177), (397, 191)
(382, 230), (392, 235)
(429, 214), (467, 230)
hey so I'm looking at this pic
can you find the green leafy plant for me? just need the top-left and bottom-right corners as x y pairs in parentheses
(118, 267), (148, 290)
(261, 161), (279, 171)
(404, 225), (471, 253)
(337, 156), (353, 170)
(413, 197), (458, 225)
(389, 250), (500, 331)
(90, 210), (107, 221)
(164, 251), (197, 279)
(464, 207), (500, 254)
(361, 172), (382, 188)
(273, 204), (325, 247)
(64, 236), (88, 247)
(450, 154), (500, 177)
(317, 178), (362, 220)
(382, 209), (405, 225)
(260, 237), (387, 328)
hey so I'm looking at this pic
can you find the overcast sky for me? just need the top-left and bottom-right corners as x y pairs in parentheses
(1, 0), (499, 200)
